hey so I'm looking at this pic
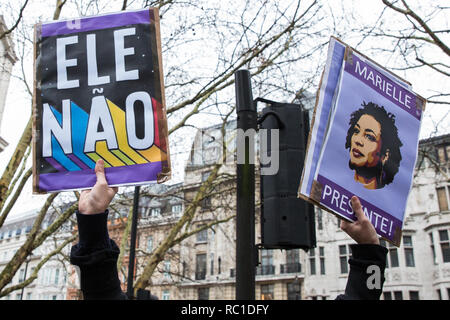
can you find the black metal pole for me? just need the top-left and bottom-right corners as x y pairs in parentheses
(235, 69), (256, 300)
(20, 258), (29, 300)
(127, 185), (140, 299)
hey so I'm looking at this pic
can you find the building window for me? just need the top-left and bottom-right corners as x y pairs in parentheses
(15, 229), (21, 236)
(162, 290), (170, 300)
(198, 287), (209, 300)
(26, 293), (32, 300)
(258, 249), (275, 275)
(146, 236), (153, 252)
(16, 293), (22, 300)
(282, 249), (301, 274)
(201, 172), (211, 182)
(319, 247), (325, 275)
(309, 248), (316, 275)
(436, 145), (450, 165)
(210, 253), (214, 276)
(447, 288), (450, 300)
(381, 240), (399, 268)
(436, 187), (449, 212)
(172, 204), (182, 214)
(394, 291), (403, 300)
(201, 196), (212, 210)
(196, 226), (208, 243)
(317, 208), (323, 230)
(260, 284), (274, 300)
(19, 269), (25, 283)
(403, 236), (415, 267)
(54, 268), (59, 285)
(339, 245), (352, 274)
(437, 289), (442, 300)
(261, 249), (273, 267)
(409, 291), (419, 300)
(163, 261), (171, 279)
(287, 282), (301, 300)
(439, 230), (450, 263)
(383, 291), (404, 300)
(151, 208), (161, 217)
(195, 254), (207, 280)
(430, 233), (437, 264)
(141, 207), (150, 218)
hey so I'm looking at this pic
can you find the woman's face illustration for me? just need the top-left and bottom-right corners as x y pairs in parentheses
(349, 114), (383, 168)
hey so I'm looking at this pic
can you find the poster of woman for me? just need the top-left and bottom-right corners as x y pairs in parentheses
(310, 48), (425, 246)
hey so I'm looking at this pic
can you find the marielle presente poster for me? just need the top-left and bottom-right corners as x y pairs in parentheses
(32, 8), (171, 193)
(299, 37), (426, 247)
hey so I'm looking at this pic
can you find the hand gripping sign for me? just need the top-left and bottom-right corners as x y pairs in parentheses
(32, 8), (170, 193)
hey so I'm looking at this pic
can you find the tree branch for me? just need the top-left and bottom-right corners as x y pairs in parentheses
(0, 0), (30, 40)
(382, 0), (450, 56)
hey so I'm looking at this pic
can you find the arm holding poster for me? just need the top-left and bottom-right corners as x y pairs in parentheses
(70, 160), (126, 300)
(71, 159), (157, 300)
(336, 196), (388, 300)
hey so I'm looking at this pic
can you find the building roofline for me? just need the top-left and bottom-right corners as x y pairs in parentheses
(419, 133), (450, 146)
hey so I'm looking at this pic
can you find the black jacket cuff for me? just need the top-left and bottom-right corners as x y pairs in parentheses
(76, 210), (110, 250)
(349, 244), (388, 268)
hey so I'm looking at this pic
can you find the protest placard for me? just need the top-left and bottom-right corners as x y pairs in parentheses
(298, 37), (426, 247)
(32, 8), (170, 193)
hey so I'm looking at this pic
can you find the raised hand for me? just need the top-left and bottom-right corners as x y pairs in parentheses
(340, 196), (380, 245)
(78, 159), (118, 215)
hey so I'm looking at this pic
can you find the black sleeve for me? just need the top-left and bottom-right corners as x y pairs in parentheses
(70, 210), (127, 300)
(335, 244), (388, 300)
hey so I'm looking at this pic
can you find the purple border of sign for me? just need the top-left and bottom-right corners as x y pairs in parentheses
(38, 161), (162, 192)
(41, 9), (150, 37)
(345, 54), (420, 120)
(317, 174), (402, 243)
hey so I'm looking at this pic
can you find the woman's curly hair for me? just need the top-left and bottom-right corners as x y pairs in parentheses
(345, 102), (403, 186)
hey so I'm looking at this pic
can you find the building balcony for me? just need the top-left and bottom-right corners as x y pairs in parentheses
(280, 263), (302, 274)
(256, 265), (275, 276)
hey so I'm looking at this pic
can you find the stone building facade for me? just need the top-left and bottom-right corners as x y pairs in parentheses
(0, 15), (18, 153)
(0, 209), (72, 300)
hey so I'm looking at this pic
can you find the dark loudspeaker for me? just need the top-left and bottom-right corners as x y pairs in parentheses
(259, 101), (316, 250)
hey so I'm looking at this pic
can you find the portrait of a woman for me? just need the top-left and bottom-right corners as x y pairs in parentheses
(345, 102), (403, 190)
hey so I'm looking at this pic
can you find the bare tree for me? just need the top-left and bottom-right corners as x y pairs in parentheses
(339, 0), (449, 138)
(3, 0), (446, 299)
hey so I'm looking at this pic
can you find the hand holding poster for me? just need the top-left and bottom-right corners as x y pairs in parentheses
(32, 8), (170, 193)
(298, 37), (426, 247)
